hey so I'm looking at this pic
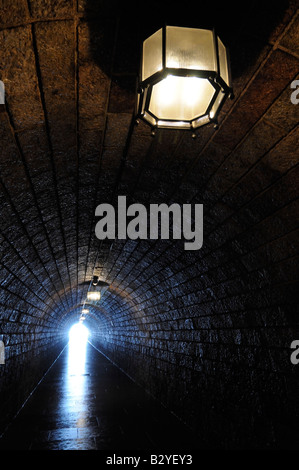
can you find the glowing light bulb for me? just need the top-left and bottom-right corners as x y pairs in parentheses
(156, 75), (176, 106)
(150, 76), (215, 122)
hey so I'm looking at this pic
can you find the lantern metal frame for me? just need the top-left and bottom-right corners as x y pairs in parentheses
(136, 25), (234, 134)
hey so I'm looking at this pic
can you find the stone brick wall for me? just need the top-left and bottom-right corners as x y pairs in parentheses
(0, 327), (65, 435)
(90, 232), (297, 448)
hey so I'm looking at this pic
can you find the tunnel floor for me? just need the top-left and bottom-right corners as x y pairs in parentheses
(0, 341), (198, 451)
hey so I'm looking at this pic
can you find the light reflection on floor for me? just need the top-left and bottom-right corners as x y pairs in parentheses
(0, 320), (198, 450)
(57, 322), (92, 447)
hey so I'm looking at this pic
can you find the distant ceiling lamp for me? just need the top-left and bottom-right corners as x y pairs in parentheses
(136, 25), (233, 135)
(82, 308), (89, 314)
(87, 289), (101, 301)
(86, 279), (110, 302)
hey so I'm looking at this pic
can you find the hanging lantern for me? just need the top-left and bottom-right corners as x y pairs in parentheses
(86, 280), (110, 302)
(136, 25), (233, 134)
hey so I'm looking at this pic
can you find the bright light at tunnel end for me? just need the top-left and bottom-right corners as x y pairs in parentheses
(68, 322), (90, 378)
(69, 322), (89, 344)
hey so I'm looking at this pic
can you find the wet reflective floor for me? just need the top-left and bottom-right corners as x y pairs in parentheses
(0, 340), (197, 450)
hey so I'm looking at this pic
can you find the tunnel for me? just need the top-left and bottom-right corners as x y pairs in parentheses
(0, 0), (298, 454)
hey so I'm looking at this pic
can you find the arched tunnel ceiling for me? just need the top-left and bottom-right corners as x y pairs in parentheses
(0, 0), (298, 334)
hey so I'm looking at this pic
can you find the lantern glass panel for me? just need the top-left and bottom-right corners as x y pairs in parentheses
(166, 26), (216, 71)
(158, 120), (190, 128)
(142, 28), (163, 81)
(210, 90), (225, 119)
(143, 111), (156, 126)
(149, 75), (215, 121)
(217, 37), (229, 85)
(192, 114), (211, 129)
